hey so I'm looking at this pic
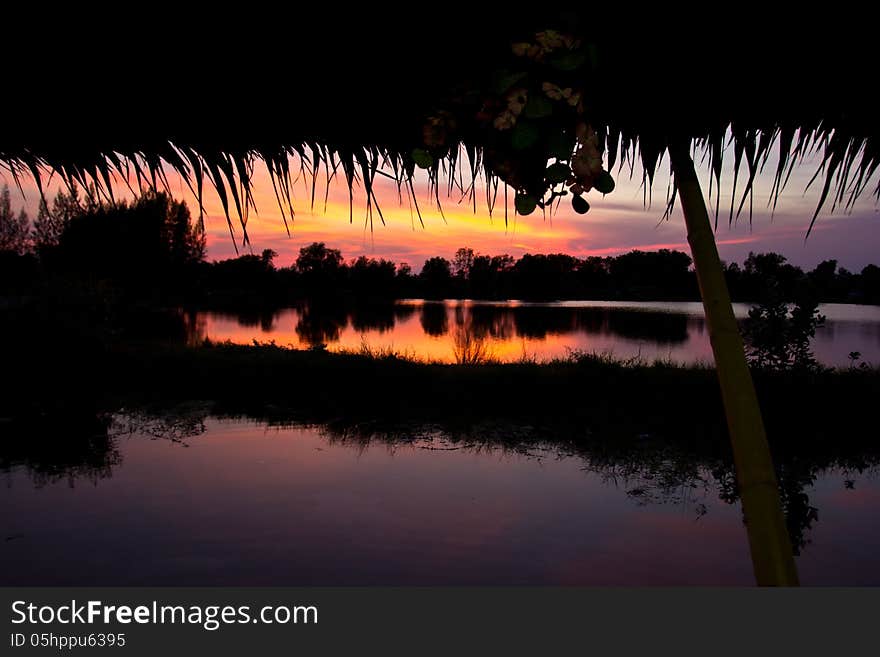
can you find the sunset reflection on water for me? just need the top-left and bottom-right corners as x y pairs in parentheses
(191, 301), (880, 367)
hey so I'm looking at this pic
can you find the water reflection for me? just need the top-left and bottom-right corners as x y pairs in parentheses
(1, 414), (120, 487)
(2, 408), (878, 584)
(419, 303), (448, 337)
(192, 301), (880, 366)
(295, 300), (348, 347)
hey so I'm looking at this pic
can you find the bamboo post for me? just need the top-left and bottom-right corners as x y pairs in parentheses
(667, 140), (799, 586)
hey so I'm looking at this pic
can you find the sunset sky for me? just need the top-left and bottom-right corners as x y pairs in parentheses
(6, 145), (879, 272)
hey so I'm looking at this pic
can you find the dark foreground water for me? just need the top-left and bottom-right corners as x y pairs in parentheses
(193, 301), (880, 367)
(2, 415), (878, 585)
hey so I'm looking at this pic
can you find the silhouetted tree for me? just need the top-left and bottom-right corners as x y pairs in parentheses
(295, 242), (344, 294)
(743, 286), (826, 372)
(861, 264), (880, 304)
(742, 252), (804, 300)
(420, 256), (453, 298)
(468, 253), (515, 298)
(261, 249), (278, 266)
(807, 260), (838, 299)
(0, 185), (30, 254)
(296, 242), (342, 275)
(31, 186), (89, 255)
(468, 255), (493, 297)
(576, 256), (611, 298)
(609, 249), (694, 300)
(513, 253), (579, 299)
(349, 255), (397, 297)
(52, 190), (205, 292)
(395, 262), (415, 296)
(32, 199), (59, 252)
(452, 247), (475, 279)
(204, 249), (281, 306)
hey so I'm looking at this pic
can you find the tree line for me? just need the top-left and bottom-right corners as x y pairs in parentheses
(2, 184), (879, 305)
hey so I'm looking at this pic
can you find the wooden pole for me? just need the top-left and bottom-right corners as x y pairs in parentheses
(668, 140), (799, 586)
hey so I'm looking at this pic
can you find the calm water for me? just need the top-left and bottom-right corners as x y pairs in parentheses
(192, 301), (880, 367)
(2, 416), (878, 585)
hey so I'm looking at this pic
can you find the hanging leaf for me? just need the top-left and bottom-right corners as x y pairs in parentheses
(412, 148), (434, 169)
(490, 70), (528, 95)
(515, 193), (538, 215)
(523, 95), (553, 119)
(550, 50), (586, 71)
(545, 162), (570, 184)
(547, 132), (573, 160)
(510, 122), (539, 150)
(572, 195), (590, 214)
(593, 170), (616, 194)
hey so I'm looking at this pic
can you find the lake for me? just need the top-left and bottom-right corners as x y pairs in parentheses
(191, 300), (880, 367)
(2, 414), (877, 585)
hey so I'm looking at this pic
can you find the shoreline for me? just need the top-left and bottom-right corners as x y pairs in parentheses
(5, 339), (877, 446)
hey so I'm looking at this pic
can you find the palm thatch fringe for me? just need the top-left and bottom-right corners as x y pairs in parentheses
(3, 123), (878, 251)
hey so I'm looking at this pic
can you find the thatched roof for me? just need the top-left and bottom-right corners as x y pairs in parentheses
(4, 11), (878, 244)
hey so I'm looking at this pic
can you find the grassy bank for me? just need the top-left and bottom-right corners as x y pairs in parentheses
(4, 334), (876, 451)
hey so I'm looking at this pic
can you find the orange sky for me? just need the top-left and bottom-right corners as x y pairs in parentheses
(175, 152), (880, 272)
(4, 146), (879, 271)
